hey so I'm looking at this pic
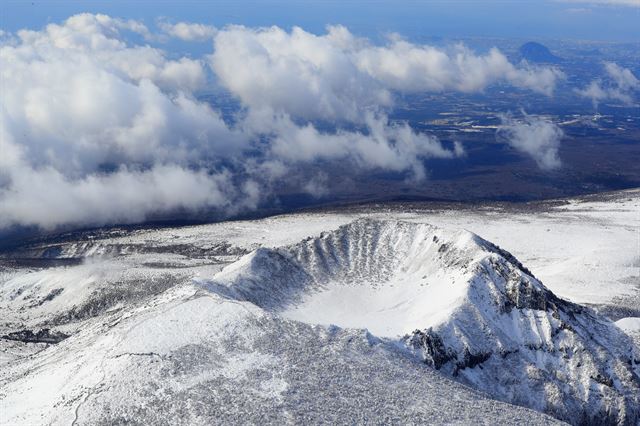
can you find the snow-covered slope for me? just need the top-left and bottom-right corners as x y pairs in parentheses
(1, 191), (638, 425)
(0, 284), (562, 425)
(206, 219), (640, 425)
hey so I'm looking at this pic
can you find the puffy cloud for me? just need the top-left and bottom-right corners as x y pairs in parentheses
(302, 173), (330, 198)
(211, 25), (562, 124)
(262, 113), (462, 181)
(576, 62), (639, 107)
(354, 38), (562, 96)
(17, 13), (154, 50)
(496, 115), (564, 171)
(1, 49), (240, 174)
(1, 15), (462, 230)
(159, 21), (217, 41)
(0, 14), (247, 230)
(0, 15), (561, 231)
(13, 13), (206, 92)
(211, 25), (391, 123)
(604, 62), (640, 92)
(210, 24), (467, 180)
(0, 165), (242, 230)
(576, 80), (611, 106)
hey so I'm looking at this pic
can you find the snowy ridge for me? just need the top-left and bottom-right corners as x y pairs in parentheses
(1, 206), (638, 425)
(206, 218), (640, 425)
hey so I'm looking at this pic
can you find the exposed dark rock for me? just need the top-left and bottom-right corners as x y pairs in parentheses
(505, 276), (549, 311)
(34, 288), (64, 306)
(2, 328), (69, 344)
(500, 348), (519, 359)
(454, 349), (492, 375)
(591, 373), (614, 388)
(51, 274), (178, 325)
(482, 239), (536, 278)
(405, 328), (456, 369)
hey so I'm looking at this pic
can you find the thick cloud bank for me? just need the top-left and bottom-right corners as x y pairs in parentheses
(159, 21), (217, 41)
(1, 15), (563, 230)
(497, 115), (564, 170)
(211, 25), (562, 124)
(0, 14), (251, 230)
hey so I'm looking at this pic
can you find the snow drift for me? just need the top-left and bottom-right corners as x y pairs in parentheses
(207, 219), (640, 425)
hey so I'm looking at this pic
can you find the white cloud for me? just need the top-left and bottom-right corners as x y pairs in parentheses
(0, 14), (248, 230)
(264, 113), (462, 181)
(211, 25), (563, 124)
(0, 166), (236, 230)
(302, 173), (330, 198)
(354, 38), (562, 96)
(211, 25), (391, 123)
(604, 62), (640, 92)
(210, 24), (469, 180)
(0, 15), (564, 231)
(159, 21), (217, 41)
(1, 52), (240, 173)
(576, 62), (639, 107)
(558, 0), (640, 7)
(13, 14), (207, 92)
(497, 115), (564, 171)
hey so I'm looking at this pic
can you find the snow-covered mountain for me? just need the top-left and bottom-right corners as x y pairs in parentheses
(1, 191), (639, 425)
(0, 283), (565, 425)
(205, 219), (640, 425)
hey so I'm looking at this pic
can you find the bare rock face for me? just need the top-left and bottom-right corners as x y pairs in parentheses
(405, 248), (639, 426)
(1, 328), (69, 344)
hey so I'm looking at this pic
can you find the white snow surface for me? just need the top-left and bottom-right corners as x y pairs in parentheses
(1, 189), (639, 425)
(0, 284), (563, 425)
(617, 317), (640, 332)
(204, 218), (640, 424)
(210, 221), (480, 337)
(23, 188), (635, 310)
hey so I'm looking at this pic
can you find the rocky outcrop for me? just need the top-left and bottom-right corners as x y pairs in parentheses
(2, 328), (69, 344)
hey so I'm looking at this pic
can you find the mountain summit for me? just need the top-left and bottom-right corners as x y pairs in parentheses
(211, 219), (640, 425)
(518, 42), (562, 63)
(1, 218), (638, 425)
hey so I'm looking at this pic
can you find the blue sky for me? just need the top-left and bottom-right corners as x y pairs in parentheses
(2, 0), (640, 42)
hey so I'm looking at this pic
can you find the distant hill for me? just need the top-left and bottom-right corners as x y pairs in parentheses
(518, 42), (562, 64)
